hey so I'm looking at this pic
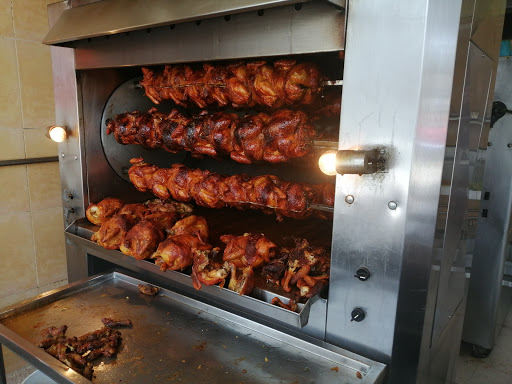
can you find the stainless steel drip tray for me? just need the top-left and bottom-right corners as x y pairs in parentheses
(0, 272), (386, 384)
(65, 218), (318, 328)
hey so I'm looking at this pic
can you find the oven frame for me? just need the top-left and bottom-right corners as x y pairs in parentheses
(47, 1), (505, 383)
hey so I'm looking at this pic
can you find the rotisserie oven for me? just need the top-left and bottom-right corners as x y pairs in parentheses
(0, 1), (505, 383)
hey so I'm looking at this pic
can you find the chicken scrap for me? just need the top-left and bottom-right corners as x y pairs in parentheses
(139, 60), (324, 109)
(271, 297), (298, 312)
(128, 158), (334, 219)
(101, 318), (133, 328)
(37, 325), (123, 380)
(280, 239), (330, 298)
(107, 108), (316, 164)
(138, 284), (159, 296)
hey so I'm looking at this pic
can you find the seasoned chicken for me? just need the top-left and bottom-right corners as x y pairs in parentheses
(191, 248), (229, 290)
(86, 197), (124, 225)
(139, 60), (324, 109)
(90, 214), (137, 250)
(128, 158), (334, 219)
(106, 108), (315, 164)
(119, 219), (166, 260)
(168, 215), (209, 240)
(221, 233), (276, 296)
(151, 234), (212, 271)
(221, 233), (277, 269)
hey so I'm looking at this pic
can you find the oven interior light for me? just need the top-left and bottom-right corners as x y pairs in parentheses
(46, 126), (67, 142)
(318, 150), (338, 176)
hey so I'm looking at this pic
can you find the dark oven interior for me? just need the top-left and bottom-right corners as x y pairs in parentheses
(78, 51), (343, 326)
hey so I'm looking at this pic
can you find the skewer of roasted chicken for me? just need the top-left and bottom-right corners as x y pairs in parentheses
(106, 108), (316, 164)
(128, 158), (335, 220)
(140, 60), (324, 109)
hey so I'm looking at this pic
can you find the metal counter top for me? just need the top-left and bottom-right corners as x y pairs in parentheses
(0, 272), (386, 384)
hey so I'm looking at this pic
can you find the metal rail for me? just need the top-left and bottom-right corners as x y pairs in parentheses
(0, 157), (59, 167)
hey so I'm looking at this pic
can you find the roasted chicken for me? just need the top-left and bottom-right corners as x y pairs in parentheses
(151, 234), (212, 271)
(90, 214), (137, 250)
(128, 158), (334, 219)
(86, 197), (124, 225)
(106, 108), (316, 164)
(221, 233), (277, 295)
(140, 60), (324, 109)
(119, 219), (166, 260)
(89, 198), (193, 255)
(191, 248), (229, 290)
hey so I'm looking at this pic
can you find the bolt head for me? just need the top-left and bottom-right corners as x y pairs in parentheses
(488, 142), (492, 146)
(388, 201), (397, 210)
(345, 195), (354, 204)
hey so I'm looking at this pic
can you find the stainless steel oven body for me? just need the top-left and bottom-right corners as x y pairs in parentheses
(46, 0), (505, 383)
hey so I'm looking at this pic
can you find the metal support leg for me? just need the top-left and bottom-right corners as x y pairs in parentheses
(0, 345), (7, 384)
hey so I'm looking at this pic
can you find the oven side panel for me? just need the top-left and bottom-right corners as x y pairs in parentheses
(326, 0), (463, 370)
(49, 1), (90, 282)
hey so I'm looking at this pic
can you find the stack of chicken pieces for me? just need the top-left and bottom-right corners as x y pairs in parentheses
(88, 198), (330, 305)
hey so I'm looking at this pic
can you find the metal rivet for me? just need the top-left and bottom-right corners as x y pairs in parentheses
(508, 143), (512, 148)
(388, 201), (397, 210)
(61, 153), (65, 158)
(345, 195), (354, 204)
(74, 155), (78, 160)
(488, 142), (492, 146)
(379, 148), (386, 155)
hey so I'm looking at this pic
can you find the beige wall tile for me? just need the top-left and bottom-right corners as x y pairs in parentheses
(0, 38), (22, 129)
(12, 0), (49, 41)
(0, 0), (14, 38)
(16, 39), (55, 129)
(0, 127), (25, 160)
(0, 287), (38, 311)
(0, 165), (30, 214)
(24, 127), (58, 157)
(0, 212), (37, 298)
(27, 162), (62, 210)
(33, 207), (67, 286)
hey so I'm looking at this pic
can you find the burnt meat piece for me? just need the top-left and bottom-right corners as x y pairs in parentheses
(101, 318), (133, 328)
(138, 284), (159, 295)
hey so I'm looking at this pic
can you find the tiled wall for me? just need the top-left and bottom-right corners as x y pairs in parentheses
(0, 0), (67, 309)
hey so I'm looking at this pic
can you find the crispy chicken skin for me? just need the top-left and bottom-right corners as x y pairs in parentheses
(86, 197), (124, 225)
(119, 219), (166, 260)
(128, 158), (334, 219)
(168, 215), (209, 239)
(107, 108), (315, 164)
(90, 214), (137, 250)
(151, 234), (212, 271)
(139, 60), (324, 108)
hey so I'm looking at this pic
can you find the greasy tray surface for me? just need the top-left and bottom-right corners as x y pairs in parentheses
(0, 273), (380, 384)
